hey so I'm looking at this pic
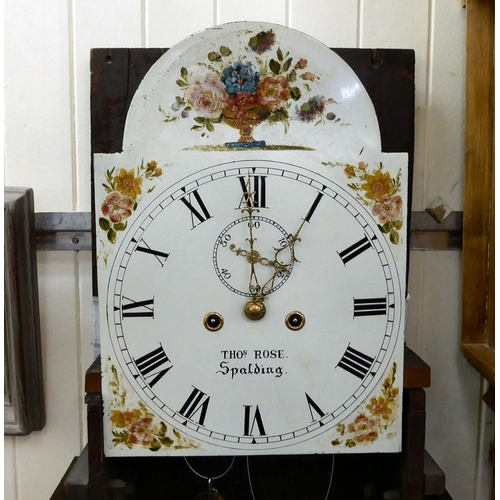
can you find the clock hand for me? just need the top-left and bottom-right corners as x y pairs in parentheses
(235, 173), (269, 321)
(258, 212), (309, 295)
(229, 244), (274, 267)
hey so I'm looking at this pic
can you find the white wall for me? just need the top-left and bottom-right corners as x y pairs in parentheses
(4, 1), (493, 499)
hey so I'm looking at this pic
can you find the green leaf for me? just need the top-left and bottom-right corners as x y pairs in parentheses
(390, 229), (400, 245)
(267, 109), (287, 124)
(176, 79), (189, 88)
(159, 422), (167, 436)
(380, 222), (393, 234)
(107, 228), (116, 244)
(173, 428), (182, 440)
(114, 221), (127, 232)
(219, 45), (232, 57)
(393, 220), (403, 230)
(277, 47), (284, 61)
(206, 120), (215, 132)
(180, 67), (188, 80)
(290, 87), (302, 101)
(149, 438), (162, 452)
(194, 116), (206, 124)
(207, 51), (220, 62)
(99, 218), (111, 231)
(283, 57), (293, 72)
(287, 69), (297, 83)
(159, 436), (174, 447)
(269, 59), (281, 75)
(191, 125), (203, 131)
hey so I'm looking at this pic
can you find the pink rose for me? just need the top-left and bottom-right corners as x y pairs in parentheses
(185, 72), (228, 118)
(372, 195), (403, 224)
(101, 191), (134, 224)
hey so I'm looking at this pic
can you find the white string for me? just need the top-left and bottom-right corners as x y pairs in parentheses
(246, 455), (335, 500)
(184, 456), (236, 481)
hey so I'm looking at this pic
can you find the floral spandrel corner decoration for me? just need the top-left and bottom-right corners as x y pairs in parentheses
(325, 161), (404, 244)
(332, 363), (400, 448)
(108, 364), (198, 452)
(160, 29), (342, 146)
(99, 160), (163, 244)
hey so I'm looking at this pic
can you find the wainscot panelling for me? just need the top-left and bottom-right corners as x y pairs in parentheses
(77, 251), (96, 446)
(424, 0), (466, 210)
(4, 0), (74, 212)
(4, 438), (17, 499)
(218, 0), (288, 26)
(72, 0), (143, 212)
(290, 0), (359, 47)
(15, 252), (83, 500)
(405, 251), (425, 353)
(419, 251), (482, 500)
(474, 400), (495, 500)
(146, 0), (215, 47)
(360, 0), (430, 211)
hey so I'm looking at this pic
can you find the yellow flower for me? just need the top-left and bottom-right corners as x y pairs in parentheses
(114, 168), (143, 199)
(111, 409), (142, 428)
(361, 169), (392, 201)
(366, 396), (392, 420)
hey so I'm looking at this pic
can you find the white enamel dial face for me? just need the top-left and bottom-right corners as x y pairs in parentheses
(105, 159), (403, 452)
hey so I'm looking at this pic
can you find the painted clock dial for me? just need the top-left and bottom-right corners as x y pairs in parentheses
(94, 22), (408, 457)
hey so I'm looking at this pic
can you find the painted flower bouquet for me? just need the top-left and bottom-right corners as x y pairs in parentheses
(324, 160), (404, 244)
(161, 29), (341, 145)
(99, 160), (162, 244)
(332, 362), (399, 447)
(109, 365), (197, 452)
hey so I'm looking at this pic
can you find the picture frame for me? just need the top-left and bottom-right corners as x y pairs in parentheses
(4, 187), (45, 435)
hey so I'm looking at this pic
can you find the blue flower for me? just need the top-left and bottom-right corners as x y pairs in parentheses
(221, 61), (260, 96)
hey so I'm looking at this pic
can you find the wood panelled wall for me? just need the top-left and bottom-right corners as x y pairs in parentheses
(4, 1), (493, 499)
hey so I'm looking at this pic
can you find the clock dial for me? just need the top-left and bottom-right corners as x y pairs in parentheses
(104, 160), (402, 452)
(94, 21), (408, 457)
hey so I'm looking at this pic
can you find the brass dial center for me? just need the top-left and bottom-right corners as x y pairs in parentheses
(246, 250), (261, 264)
(244, 299), (266, 321)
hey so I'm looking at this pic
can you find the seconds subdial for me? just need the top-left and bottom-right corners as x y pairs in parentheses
(213, 215), (294, 297)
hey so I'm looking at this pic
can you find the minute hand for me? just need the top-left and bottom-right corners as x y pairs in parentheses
(260, 217), (307, 295)
(270, 189), (325, 271)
